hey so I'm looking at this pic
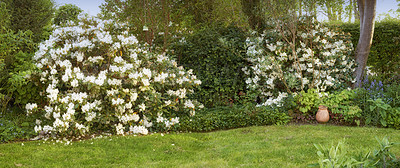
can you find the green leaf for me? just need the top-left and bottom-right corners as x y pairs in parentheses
(380, 120), (387, 127)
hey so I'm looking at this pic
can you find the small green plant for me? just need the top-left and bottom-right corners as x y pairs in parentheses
(310, 137), (400, 168)
(323, 89), (362, 125)
(386, 107), (400, 129)
(310, 140), (364, 168)
(371, 136), (400, 168)
(367, 99), (391, 127)
(297, 89), (323, 114)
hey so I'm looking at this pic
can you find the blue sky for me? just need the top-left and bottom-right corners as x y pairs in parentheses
(54, 0), (399, 19)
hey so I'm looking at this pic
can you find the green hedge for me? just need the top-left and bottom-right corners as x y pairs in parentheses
(178, 105), (290, 132)
(329, 21), (400, 83)
(170, 25), (249, 107)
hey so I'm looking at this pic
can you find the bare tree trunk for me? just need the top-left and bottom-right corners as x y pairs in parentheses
(354, 0), (376, 88)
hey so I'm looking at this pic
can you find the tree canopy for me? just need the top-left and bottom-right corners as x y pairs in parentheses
(53, 4), (83, 26)
(2, 0), (54, 42)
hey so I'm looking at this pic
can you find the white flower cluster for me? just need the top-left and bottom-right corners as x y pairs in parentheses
(244, 22), (357, 106)
(156, 114), (180, 128)
(26, 16), (202, 138)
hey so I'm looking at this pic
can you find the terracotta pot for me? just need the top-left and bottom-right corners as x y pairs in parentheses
(316, 105), (329, 123)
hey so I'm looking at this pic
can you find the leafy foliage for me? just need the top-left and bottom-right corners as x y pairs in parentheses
(353, 78), (400, 128)
(3, 0), (55, 43)
(0, 2), (10, 34)
(53, 4), (83, 26)
(297, 89), (322, 114)
(293, 89), (361, 125)
(323, 89), (361, 125)
(170, 25), (249, 107)
(331, 21), (400, 83)
(100, 0), (249, 49)
(179, 105), (290, 132)
(311, 140), (364, 168)
(0, 112), (36, 143)
(310, 137), (400, 168)
(0, 29), (38, 112)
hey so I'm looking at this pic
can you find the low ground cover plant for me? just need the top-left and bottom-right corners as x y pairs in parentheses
(179, 104), (290, 132)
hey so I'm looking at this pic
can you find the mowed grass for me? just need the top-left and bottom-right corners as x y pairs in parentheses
(1, 125), (400, 167)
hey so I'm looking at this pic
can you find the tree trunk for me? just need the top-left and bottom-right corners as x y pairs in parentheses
(354, 0), (376, 88)
(241, 0), (265, 31)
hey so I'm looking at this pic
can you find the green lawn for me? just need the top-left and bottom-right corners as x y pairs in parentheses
(1, 124), (400, 167)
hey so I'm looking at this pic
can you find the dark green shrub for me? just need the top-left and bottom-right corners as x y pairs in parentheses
(0, 30), (39, 113)
(0, 108), (36, 143)
(178, 105), (290, 132)
(0, 2), (11, 34)
(4, 0), (55, 43)
(170, 24), (249, 107)
(329, 21), (400, 83)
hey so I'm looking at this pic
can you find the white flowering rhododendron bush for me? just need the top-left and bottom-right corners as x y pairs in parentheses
(25, 16), (202, 138)
(243, 21), (357, 107)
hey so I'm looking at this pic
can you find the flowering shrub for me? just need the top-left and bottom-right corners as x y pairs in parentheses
(25, 16), (202, 138)
(243, 21), (357, 107)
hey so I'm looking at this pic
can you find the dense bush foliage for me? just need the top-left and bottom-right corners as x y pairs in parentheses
(0, 29), (39, 112)
(331, 21), (400, 83)
(53, 4), (83, 26)
(244, 21), (356, 107)
(170, 25), (249, 107)
(179, 105), (290, 132)
(2, 0), (55, 43)
(25, 16), (203, 138)
(0, 2), (10, 33)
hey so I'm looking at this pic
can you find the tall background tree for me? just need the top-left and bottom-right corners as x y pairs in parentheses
(53, 4), (83, 26)
(3, 0), (55, 43)
(397, 0), (400, 12)
(354, 0), (377, 87)
(0, 0), (55, 111)
(241, 0), (266, 31)
(100, 0), (248, 51)
(0, 1), (10, 34)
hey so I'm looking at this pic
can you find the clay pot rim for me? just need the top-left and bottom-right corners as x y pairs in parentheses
(318, 105), (328, 110)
